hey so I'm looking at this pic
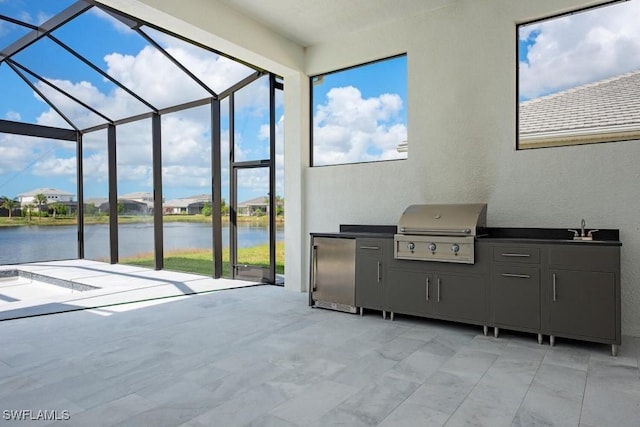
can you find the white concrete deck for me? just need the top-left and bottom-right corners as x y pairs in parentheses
(0, 259), (260, 321)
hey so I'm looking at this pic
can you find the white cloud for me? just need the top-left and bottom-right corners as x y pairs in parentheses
(4, 25), (277, 200)
(313, 86), (407, 166)
(5, 111), (21, 121)
(33, 155), (77, 177)
(520, 0), (640, 99)
(89, 7), (133, 35)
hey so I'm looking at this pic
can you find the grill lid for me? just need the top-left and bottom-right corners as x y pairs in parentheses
(397, 204), (487, 236)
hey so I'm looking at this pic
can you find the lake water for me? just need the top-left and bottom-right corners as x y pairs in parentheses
(0, 222), (283, 265)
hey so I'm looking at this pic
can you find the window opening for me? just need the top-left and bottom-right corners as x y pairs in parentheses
(311, 54), (408, 166)
(518, 0), (640, 149)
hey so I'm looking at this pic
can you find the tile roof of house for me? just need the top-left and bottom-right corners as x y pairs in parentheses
(519, 69), (640, 143)
(119, 192), (153, 200)
(238, 196), (269, 207)
(18, 188), (74, 197)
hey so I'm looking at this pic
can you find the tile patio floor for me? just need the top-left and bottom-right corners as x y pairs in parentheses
(0, 260), (258, 321)
(0, 270), (639, 426)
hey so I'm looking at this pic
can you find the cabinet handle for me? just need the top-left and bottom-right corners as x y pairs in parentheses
(500, 253), (531, 257)
(552, 273), (557, 301)
(426, 277), (429, 301)
(360, 246), (380, 250)
(437, 278), (441, 302)
(501, 273), (531, 279)
(312, 246), (318, 291)
(377, 261), (381, 283)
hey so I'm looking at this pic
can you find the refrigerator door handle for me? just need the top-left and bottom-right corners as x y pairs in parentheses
(312, 245), (318, 291)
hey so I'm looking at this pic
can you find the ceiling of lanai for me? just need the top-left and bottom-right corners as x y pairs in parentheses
(215, 0), (455, 47)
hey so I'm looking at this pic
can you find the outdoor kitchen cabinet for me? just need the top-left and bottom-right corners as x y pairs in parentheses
(385, 267), (488, 325)
(488, 240), (621, 355)
(385, 242), (490, 328)
(433, 273), (487, 323)
(385, 269), (434, 317)
(542, 244), (621, 355)
(355, 238), (390, 316)
(491, 245), (542, 342)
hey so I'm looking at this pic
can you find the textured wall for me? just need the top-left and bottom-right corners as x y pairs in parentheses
(304, 0), (640, 336)
(112, 0), (639, 336)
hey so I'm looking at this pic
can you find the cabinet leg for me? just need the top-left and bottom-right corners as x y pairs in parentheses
(550, 335), (555, 347)
(611, 344), (618, 357)
(359, 307), (364, 316)
(390, 312), (394, 321)
(383, 310), (387, 320)
(494, 327), (499, 338)
(483, 325), (488, 336)
(538, 333), (543, 345)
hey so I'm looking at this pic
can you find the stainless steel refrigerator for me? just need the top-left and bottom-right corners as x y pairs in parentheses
(310, 236), (357, 313)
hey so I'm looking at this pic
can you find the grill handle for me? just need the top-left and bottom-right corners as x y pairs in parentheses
(399, 227), (472, 235)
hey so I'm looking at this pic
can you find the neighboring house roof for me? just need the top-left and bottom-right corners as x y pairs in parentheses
(120, 192), (153, 201)
(184, 194), (211, 201)
(519, 69), (640, 147)
(164, 194), (211, 209)
(164, 198), (204, 208)
(238, 196), (269, 207)
(18, 188), (74, 197)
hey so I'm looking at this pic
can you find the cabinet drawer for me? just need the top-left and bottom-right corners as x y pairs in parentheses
(493, 246), (540, 264)
(547, 245), (619, 271)
(356, 239), (385, 254)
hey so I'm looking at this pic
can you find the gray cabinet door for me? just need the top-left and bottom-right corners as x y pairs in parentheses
(355, 240), (385, 310)
(434, 273), (486, 323)
(548, 269), (616, 340)
(492, 265), (540, 331)
(386, 269), (434, 317)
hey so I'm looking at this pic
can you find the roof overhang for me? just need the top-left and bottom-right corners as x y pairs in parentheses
(519, 124), (640, 149)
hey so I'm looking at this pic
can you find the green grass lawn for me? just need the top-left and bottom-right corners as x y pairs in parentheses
(121, 242), (285, 277)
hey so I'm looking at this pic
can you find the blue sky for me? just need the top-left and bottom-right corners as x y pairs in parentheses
(312, 55), (408, 166)
(0, 2), (408, 200)
(518, 0), (640, 101)
(0, 1), (282, 203)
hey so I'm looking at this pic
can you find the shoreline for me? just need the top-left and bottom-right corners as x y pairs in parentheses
(0, 214), (283, 228)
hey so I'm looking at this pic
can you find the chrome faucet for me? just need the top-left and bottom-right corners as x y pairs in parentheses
(569, 219), (598, 240)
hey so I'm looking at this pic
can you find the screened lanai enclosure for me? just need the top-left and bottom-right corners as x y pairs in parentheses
(0, 0), (284, 284)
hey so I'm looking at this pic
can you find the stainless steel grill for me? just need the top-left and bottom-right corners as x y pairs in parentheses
(394, 204), (487, 264)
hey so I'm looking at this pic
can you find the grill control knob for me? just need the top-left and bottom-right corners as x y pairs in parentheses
(428, 243), (437, 252)
(451, 243), (460, 253)
(407, 242), (415, 251)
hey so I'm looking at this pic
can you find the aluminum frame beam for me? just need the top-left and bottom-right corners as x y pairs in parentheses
(152, 114), (164, 270)
(0, 1), (91, 63)
(0, 119), (77, 141)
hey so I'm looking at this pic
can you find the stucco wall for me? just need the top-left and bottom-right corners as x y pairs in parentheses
(112, 0), (639, 336)
(304, 0), (640, 336)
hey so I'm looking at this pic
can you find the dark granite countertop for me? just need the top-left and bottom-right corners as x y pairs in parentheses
(310, 224), (396, 239)
(310, 225), (622, 246)
(480, 227), (621, 246)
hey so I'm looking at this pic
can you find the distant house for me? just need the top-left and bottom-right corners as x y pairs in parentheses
(16, 188), (76, 214)
(98, 199), (149, 215)
(237, 196), (283, 216)
(119, 192), (155, 214)
(17, 188), (74, 207)
(163, 194), (211, 215)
